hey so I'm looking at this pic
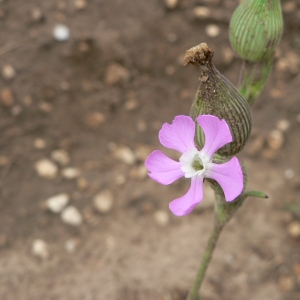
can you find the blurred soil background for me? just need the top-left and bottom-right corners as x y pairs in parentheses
(0, 0), (300, 299)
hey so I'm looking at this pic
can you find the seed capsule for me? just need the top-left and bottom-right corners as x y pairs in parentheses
(184, 43), (252, 156)
(229, 0), (283, 62)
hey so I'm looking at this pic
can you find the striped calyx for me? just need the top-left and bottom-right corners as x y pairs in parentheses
(229, 0), (283, 62)
(184, 43), (252, 157)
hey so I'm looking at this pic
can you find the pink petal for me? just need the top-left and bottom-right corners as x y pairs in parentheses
(197, 115), (232, 159)
(159, 115), (196, 154)
(169, 176), (204, 216)
(205, 157), (243, 202)
(145, 150), (184, 185)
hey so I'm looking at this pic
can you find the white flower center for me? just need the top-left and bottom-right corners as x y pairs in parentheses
(179, 148), (210, 178)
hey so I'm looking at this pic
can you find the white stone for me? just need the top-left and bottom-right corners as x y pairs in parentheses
(62, 167), (80, 179)
(164, 0), (178, 9)
(114, 147), (136, 165)
(2, 64), (16, 80)
(194, 6), (210, 19)
(32, 239), (49, 259)
(287, 221), (300, 238)
(267, 130), (284, 150)
(93, 190), (113, 214)
(61, 206), (83, 226)
(34, 138), (46, 149)
(35, 159), (58, 179)
(154, 210), (169, 226)
(53, 24), (70, 41)
(276, 119), (290, 132)
(74, 0), (87, 10)
(46, 193), (70, 213)
(51, 149), (70, 165)
(205, 24), (220, 38)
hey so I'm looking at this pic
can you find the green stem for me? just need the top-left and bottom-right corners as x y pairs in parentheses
(186, 221), (224, 300)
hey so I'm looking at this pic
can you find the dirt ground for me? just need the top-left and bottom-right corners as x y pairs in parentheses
(0, 0), (300, 299)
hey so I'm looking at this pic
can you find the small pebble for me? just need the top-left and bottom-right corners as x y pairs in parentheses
(114, 146), (136, 165)
(84, 112), (105, 128)
(287, 221), (300, 238)
(93, 190), (113, 214)
(130, 165), (148, 180)
(105, 63), (130, 86)
(154, 210), (169, 226)
(64, 239), (79, 253)
(74, 0), (87, 10)
(62, 167), (80, 179)
(1, 88), (14, 107)
(51, 149), (70, 165)
(31, 8), (44, 22)
(222, 47), (234, 65)
(294, 263), (300, 275)
(267, 130), (284, 150)
(39, 102), (53, 113)
(34, 138), (47, 149)
(278, 276), (294, 292)
(194, 6), (210, 19)
(262, 148), (278, 160)
(115, 174), (126, 185)
(35, 159), (58, 179)
(282, 1), (297, 13)
(0, 156), (10, 166)
(134, 145), (152, 161)
(10, 105), (22, 116)
(61, 206), (83, 226)
(32, 239), (49, 259)
(205, 24), (220, 38)
(1, 64), (16, 80)
(270, 88), (285, 99)
(136, 120), (147, 132)
(46, 193), (70, 213)
(77, 177), (88, 190)
(23, 96), (33, 106)
(124, 98), (139, 111)
(164, 0), (178, 10)
(53, 24), (70, 41)
(284, 169), (295, 180)
(276, 119), (290, 132)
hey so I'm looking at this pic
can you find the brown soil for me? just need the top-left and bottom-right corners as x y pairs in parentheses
(0, 0), (300, 299)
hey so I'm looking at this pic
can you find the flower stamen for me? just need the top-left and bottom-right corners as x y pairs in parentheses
(192, 155), (204, 171)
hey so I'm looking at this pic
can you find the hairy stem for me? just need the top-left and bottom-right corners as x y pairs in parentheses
(186, 221), (224, 300)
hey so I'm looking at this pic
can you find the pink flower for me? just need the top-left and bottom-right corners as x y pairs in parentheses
(145, 115), (244, 216)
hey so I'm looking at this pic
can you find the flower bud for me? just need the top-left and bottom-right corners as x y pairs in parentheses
(184, 43), (252, 156)
(229, 0), (283, 62)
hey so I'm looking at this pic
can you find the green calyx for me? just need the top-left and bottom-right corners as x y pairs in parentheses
(229, 0), (283, 62)
(184, 43), (252, 157)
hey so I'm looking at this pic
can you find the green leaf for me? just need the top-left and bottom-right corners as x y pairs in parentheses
(246, 190), (268, 199)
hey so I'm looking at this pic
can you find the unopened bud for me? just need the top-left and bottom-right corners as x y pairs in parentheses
(229, 0), (283, 62)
